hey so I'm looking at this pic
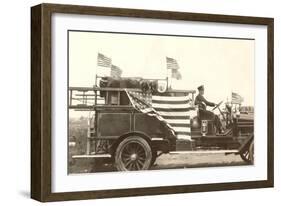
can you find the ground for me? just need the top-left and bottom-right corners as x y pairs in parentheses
(69, 153), (247, 173)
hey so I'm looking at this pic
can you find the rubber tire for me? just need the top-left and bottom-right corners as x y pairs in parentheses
(240, 141), (254, 164)
(115, 136), (152, 171)
(248, 141), (254, 163)
(150, 150), (157, 167)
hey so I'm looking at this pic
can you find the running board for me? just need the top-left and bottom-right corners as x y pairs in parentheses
(169, 149), (239, 155)
(72, 154), (111, 159)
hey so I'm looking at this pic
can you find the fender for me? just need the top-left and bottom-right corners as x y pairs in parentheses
(110, 131), (152, 156)
(110, 131), (171, 156)
(238, 134), (254, 153)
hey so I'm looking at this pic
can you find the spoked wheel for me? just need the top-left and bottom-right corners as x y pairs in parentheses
(150, 150), (157, 167)
(240, 141), (254, 164)
(115, 136), (152, 171)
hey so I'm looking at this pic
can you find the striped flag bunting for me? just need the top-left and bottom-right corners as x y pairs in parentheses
(125, 90), (176, 138)
(111, 64), (122, 78)
(97, 53), (112, 67)
(126, 90), (193, 141)
(152, 95), (193, 140)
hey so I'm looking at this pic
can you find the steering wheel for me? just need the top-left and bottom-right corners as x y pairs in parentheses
(212, 101), (223, 111)
(212, 100), (226, 121)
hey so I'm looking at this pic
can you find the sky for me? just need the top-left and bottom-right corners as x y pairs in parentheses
(69, 31), (255, 111)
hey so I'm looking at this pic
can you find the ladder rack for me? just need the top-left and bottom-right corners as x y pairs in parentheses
(69, 86), (143, 110)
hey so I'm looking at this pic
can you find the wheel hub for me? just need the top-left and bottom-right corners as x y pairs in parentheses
(130, 153), (137, 161)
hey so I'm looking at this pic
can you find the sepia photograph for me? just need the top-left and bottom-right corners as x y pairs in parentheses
(68, 30), (255, 173)
(31, 4), (273, 201)
(30, 3), (274, 201)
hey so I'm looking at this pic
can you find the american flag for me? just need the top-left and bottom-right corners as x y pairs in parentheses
(97, 53), (112, 67)
(171, 69), (182, 80)
(166, 57), (179, 70)
(111, 64), (122, 78)
(126, 90), (193, 141)
(152, 95), (193, 140)
(231, 92), (244, 104)
(125, 90), (176, 139)
(166, 57), (182, 80)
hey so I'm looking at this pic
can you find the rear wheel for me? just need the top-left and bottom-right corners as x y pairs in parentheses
(240, 141), (254, 164)
(115, 136), (152, 171)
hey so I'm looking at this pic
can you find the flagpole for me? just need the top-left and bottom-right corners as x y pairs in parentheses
(96, 65), (103, 87)
(231, 90), (233, 107)
(95, 54), (97, 87)
(95, 66), (102, 88)
(95, 73), (97, 87)
(165, 57), (169, 90)
(170, 71), (173, 90)
(167, 68), (172, 90)
(166, 69), (170, 91)
(95, 62), (100, 87)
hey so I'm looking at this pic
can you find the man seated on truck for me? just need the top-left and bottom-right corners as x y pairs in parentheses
(195, 85), (224, 134)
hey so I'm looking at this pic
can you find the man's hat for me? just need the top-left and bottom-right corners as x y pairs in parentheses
(197, 85), (204, 91)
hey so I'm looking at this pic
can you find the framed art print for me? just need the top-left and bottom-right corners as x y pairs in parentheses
(31, 3), (274, 202)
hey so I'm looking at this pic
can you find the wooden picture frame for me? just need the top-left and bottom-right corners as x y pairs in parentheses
(31, 3), (274, 202)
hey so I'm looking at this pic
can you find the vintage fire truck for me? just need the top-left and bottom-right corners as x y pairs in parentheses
(69, 76), (254, 171)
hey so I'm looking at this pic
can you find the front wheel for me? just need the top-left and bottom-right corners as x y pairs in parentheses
(240, 141), (254, 164)
(115, 136), (152, 171)
(150, 150), (158, 167)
